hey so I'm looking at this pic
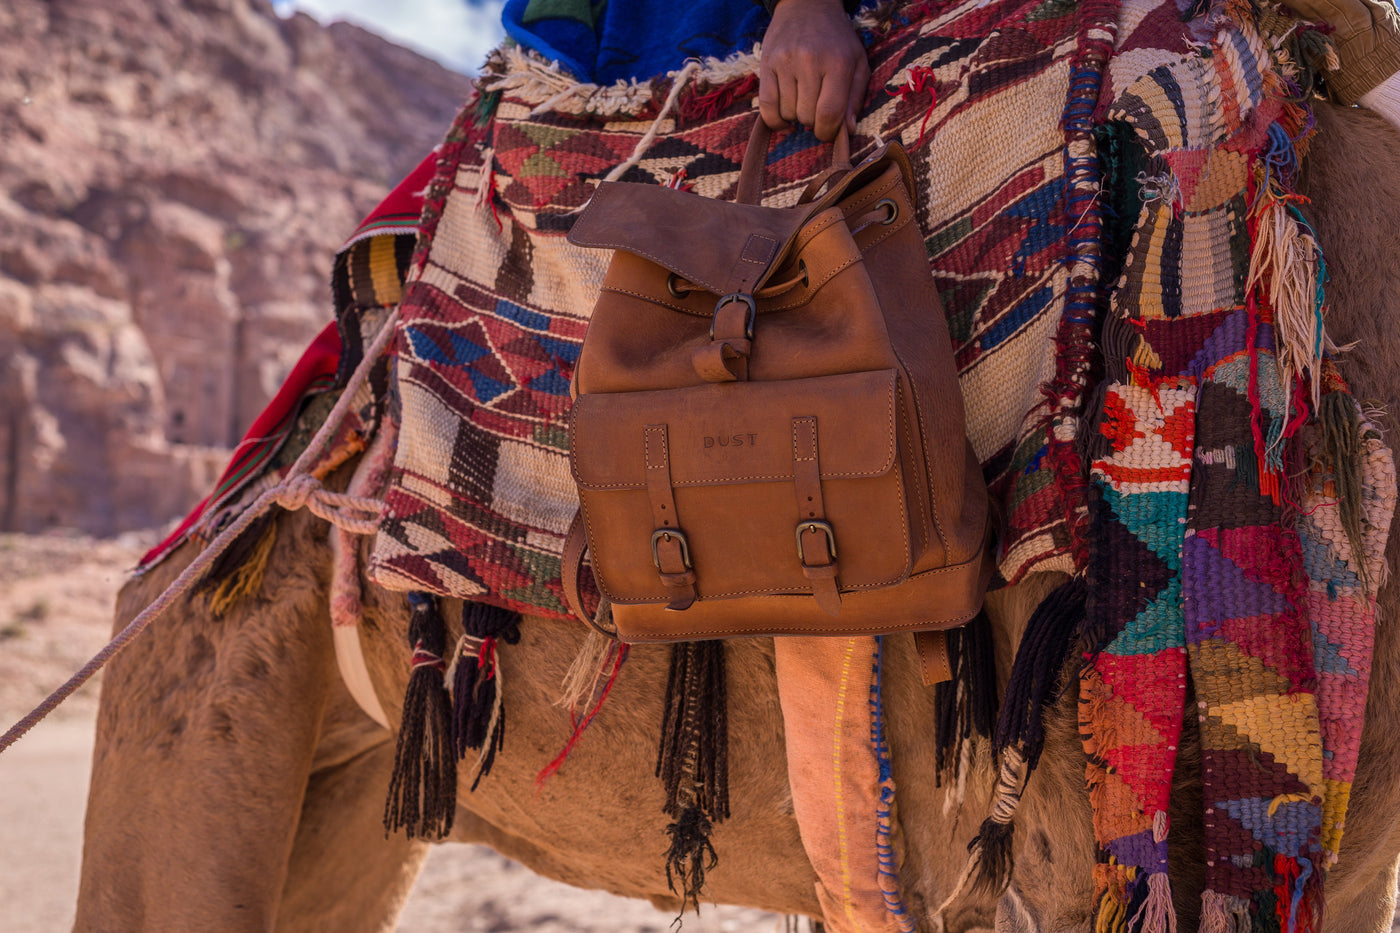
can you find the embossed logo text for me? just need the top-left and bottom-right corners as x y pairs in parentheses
(704, 433), (758, 449)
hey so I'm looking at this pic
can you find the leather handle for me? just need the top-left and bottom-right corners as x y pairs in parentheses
(562, 510), (618, 638)
(736, 118), (852, 205)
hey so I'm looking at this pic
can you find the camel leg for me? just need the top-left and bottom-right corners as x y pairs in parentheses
(76, 511), (338, 932)
(274, 600), (427, 933)
(275, 739), (429, 932)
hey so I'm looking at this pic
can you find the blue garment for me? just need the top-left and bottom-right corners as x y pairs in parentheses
(501, 0), (771, 84)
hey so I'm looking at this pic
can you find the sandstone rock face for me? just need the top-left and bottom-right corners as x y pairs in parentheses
(0, 0), (473, 534)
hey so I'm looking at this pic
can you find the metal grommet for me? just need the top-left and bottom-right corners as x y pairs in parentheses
(876, 198), (899, 225)
(666, 273), (688, 299)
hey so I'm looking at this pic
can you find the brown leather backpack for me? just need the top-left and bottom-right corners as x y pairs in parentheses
(561, 122), (992, 657)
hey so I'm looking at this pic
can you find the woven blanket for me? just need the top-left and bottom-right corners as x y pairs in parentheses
(1075, 0), (1396, 930)
(369, 0), (1103, 614)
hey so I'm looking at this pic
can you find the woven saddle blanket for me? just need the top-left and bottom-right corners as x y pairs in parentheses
(355, 0), (1397, 926)
(369, 0), (1104, 613)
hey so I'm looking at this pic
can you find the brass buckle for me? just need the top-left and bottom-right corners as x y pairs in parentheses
(651, 529), (693, 570)
(795, 520), (837, 564)
(709, 293), (757, 341)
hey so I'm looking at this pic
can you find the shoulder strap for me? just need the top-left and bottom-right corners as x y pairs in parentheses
(562, 510), (618, 638)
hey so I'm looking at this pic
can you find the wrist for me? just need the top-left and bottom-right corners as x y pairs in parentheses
(765, 0), (849, 14)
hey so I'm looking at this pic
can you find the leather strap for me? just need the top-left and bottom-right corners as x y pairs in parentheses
(792, 416), (841, 616)
(644, 424), (697, 610)
(560, 512), (599, 627)
(914, 630), (952, 685)
(693, 296), (754, 382)
(737, 119), (851, 206)
(735, 119), (772, 205)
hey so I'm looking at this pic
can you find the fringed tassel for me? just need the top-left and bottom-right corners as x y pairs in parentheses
(678, 73), (758, 124)
(384, 592), (457, 838)
(933, 611), (998, 781)
(1319, 391), (1369, 592)
(201, 510), (277, 617)
(536, 639), (629, 788)
(1092, 864), (1136, 933)
(558, 626), (618, 712)
(657, 640), (730, 912)
(1131, 871), (1178, 933)
(886, 65), (939, 146)
(1199, 890), (1252, 933)
(664, 799), (718, 912)
(1249, 196), (1326, 411)
(451, 601), (521, 790)
(936, 746), (1028, 913)
(1271, 854), (1319, 933)
(994, 577), (1087, 767)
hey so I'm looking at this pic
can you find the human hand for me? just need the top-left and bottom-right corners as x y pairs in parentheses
(759, 0), (870, 141)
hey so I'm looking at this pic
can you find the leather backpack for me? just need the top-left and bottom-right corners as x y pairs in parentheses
(561, 121), (992, 660)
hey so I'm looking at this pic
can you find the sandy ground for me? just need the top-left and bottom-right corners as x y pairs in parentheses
(0, 532), (781, 932)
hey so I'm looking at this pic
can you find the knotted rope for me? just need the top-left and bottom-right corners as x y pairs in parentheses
(0, 308), (401, 755)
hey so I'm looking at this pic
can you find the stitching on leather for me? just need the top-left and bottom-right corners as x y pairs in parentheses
(607, 550), (986, 635)
(792, 417), (818, 461)
(760, 212), (907, 314)
(579, 501), (620, 603)
(616, 607), (982, 641)
(892, 345), (950, 562)
(644, 424), (667, 471)
(896, 387), (933, 554)
(602, 286), (712, 318)
(602, 202), (907, 317)
(573, 378), (896, 489)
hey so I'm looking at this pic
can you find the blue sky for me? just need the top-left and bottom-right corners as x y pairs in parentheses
(273, 0), (506, 73)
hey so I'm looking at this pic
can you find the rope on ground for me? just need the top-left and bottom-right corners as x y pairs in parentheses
(0, 308), (401, 756)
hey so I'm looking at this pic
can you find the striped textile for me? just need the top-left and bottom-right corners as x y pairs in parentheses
(1076, 0), (1397, 930)
(369, 0), (1097, 614)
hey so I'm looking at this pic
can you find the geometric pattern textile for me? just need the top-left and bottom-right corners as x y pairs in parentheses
(1076, 0), (1397, 930)
(370, 0), (1100, 616)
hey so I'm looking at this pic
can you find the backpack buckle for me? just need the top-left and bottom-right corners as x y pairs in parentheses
(710, 293), (756, 341)
(795, 520), (837, 565)
(651, 529), (693, 570)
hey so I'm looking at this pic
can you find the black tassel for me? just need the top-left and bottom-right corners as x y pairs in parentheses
(993, 577), (1087, 768)
(452, 601), (521, 790)
(656, 640), (729, 911)
(384, 592), (457, 839)
(968, 815), (1018, 896)
(933, 611), (999, 781)
(664, 805), (718, 911)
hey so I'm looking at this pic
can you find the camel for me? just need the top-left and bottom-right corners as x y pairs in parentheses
(71, 99), (1400, 933)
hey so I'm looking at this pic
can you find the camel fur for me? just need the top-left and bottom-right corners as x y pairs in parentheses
(75, 101), (1400, 933)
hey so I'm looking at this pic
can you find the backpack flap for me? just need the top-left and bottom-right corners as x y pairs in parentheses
(569, 369), (912, 609)
(568, 182), (810, 295)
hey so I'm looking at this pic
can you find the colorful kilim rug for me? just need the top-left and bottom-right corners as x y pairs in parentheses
(368, 0), (1109, 614)
(1076, 0), (1396, 930)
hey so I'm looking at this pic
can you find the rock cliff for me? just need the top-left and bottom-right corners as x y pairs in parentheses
(0, 0), (473, 534)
